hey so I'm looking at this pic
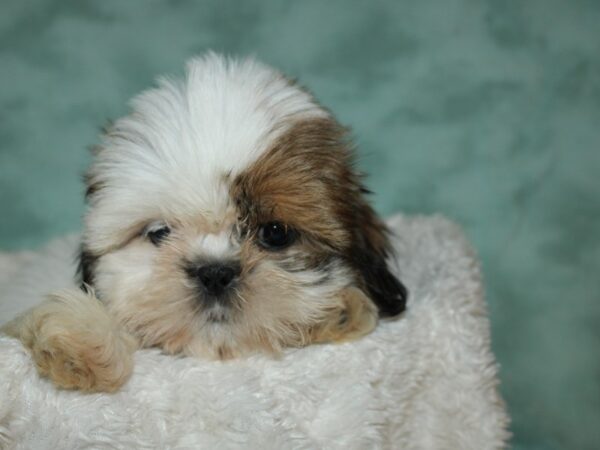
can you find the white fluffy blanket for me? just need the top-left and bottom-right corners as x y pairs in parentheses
(0, 215), (509, 449)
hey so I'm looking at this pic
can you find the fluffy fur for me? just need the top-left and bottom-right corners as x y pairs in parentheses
(3, 53), (407, 391)
(0, 215), (510, 449)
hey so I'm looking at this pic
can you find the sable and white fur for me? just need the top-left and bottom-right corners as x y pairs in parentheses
(3, 54), (407, 392)
(0, 216), (510, 449)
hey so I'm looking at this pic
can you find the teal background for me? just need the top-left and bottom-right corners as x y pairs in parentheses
(1, 1), (599, 448)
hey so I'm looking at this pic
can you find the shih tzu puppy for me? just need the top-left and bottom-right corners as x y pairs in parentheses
(3, 53), (407, 392)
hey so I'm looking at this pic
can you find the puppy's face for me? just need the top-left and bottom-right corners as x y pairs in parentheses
(80, 55), (406, 358)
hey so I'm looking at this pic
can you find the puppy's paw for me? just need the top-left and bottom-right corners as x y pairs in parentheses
(3, 289), (138, 393)
(310, 287), (378, 344)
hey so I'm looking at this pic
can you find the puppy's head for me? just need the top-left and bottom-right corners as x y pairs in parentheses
(79, 54), (406, 358)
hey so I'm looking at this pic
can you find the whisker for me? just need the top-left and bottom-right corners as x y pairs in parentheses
(232, 287), (249, 313)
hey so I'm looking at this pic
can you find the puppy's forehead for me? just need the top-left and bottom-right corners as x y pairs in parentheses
(85, 55), (329, 250)
(122, 56), (326, 202)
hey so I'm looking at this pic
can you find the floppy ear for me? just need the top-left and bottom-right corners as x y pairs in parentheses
(76, 245), (98, 287)
(77, 152), (104, 288)
(347, 198), (408, 318)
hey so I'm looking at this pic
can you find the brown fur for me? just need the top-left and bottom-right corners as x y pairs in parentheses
(2, 289), (137, 392)
(309, 287), (378, 344)
(9, 116), (404, 392)
(232, 118), (356, 247)
(233, 117), (406, 317)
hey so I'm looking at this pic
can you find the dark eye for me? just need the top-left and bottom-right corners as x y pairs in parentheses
(257, 222), (295, 250)
(146, 224), (171, 246)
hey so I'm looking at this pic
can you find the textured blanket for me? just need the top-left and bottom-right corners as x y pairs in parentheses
(0, 215), (509, 449)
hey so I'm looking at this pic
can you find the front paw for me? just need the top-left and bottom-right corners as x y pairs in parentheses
(30, 327), (136, 393)
(5, 289), (137, 392)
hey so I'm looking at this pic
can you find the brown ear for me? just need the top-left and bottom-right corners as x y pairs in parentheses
(346, 198), (408, 318)
(76, 245), (98, 287)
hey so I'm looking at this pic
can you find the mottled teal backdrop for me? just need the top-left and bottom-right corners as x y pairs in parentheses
(1, 0), (599, 448)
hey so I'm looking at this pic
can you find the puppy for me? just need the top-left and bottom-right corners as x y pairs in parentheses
(3, 53), (407, 392)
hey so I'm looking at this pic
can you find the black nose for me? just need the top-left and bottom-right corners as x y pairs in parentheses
(195, 263), (240, 296)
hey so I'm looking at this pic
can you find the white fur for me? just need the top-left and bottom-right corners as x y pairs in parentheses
(0, 215), (510, 449)
(192, 232), (237, 259)
(78, 54), (365, 357)
(85, 53), (327, 254)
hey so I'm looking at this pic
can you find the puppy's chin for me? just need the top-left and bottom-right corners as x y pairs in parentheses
(201, 303), (232, 324)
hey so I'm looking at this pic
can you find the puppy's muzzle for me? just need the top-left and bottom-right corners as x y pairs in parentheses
(186, 262), (241, 299)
